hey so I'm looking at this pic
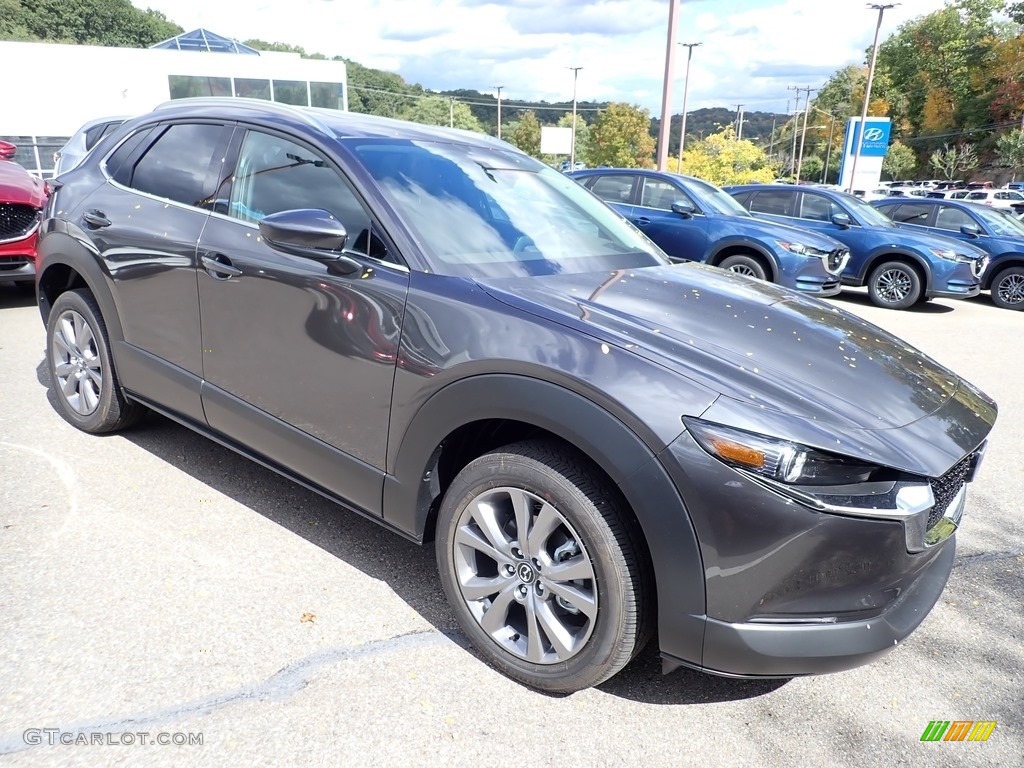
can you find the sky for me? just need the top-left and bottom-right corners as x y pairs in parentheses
(134, 0), (949, 116)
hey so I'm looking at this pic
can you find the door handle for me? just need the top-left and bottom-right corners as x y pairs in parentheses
(633, 217), (651, 227)
(82, 209), (111, 228)
(201, 253), (242, 278)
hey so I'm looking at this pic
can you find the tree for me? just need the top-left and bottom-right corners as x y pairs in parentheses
(673, 127), (777, 186)
(996, 130), (1024, 180)
(589, 103), (656, 168)
(929, 143), (979, 180)
(507, 110), (541, 158)
(398, 96), (484, 132)
(13, 0), (181, 46)
(882, 141), (917, 180)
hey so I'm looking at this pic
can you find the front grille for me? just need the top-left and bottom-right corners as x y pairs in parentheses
(828, 249), (848, 273)
(927, 453), (974, 529)
(0, 203), (40, 242)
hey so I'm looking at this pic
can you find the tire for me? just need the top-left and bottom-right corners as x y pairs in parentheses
(46, 288), (144, 433)
(719, 253), (768, 281)
(867, 260), (921, 310)
(991, 266), (1024, 310)
(435, 440), (651, 692)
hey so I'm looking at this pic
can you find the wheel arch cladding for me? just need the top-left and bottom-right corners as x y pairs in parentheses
(383, 373), (708, 663)
(710, 242), (778, 282)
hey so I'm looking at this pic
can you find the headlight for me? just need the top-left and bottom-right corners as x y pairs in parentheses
(929, 248), (958, 261)
(685, 417), (880, 485)
(775, 240), (809, 256)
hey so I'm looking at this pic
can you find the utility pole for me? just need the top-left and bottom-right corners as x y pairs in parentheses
(734, 104), (745, 140)
(848, 3), (898, 193)
(492, 85), (504, 138)
(657, 0), (680, 170)
(822, 114), (837, 183)
(788, 85), (802, 178)
(796, 86), (817, 183)
(567, 67), (583, 167)
(676, 42), (701, 170)
(449, 97), (454, 128)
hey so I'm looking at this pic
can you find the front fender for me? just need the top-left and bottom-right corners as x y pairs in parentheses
(383, 373), (709, 666)
(860, 247), (932, 290)
(708, 238), (780, 282)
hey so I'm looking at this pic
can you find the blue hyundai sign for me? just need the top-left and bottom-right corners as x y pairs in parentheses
(845, 118), (892, 158)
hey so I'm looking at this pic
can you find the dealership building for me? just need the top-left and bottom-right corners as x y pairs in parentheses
(0, 29), (349, 177)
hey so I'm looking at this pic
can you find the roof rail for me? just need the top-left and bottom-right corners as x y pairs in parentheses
(151, 97), (334, 134)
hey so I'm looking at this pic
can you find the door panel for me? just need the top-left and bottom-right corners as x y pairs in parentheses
(631, 178), (708, 260)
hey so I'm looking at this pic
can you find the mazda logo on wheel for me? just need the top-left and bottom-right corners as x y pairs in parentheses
(517, 562), (536, 584)
(863, 127), (885, 142)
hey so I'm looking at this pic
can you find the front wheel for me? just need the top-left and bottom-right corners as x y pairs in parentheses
(720, 253), (768, 281)
(435, 441), (651, 692)
(868, 261), (921, 309)
(991, 266), (1024, 310)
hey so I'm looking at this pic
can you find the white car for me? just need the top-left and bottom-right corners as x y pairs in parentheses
(53, 116), (129, 176)
(961, 189), (1024, 211)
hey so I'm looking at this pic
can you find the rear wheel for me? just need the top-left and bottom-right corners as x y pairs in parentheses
(46, 288), (144, 433)
(991, 266), (1024, 310)
(435, 440), (651, 692)
(720, 253), (768, 281)
(867, 260), (921, 309)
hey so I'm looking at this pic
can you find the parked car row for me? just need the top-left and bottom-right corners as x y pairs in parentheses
(27, 97), (998, 694)
(566, 169), (1014, 311)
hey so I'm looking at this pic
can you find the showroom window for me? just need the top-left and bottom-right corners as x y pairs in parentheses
(168, 75), (232, 99)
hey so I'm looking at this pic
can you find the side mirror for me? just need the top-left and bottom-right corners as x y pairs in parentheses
(258, 208), (361, 275)
(960, 224), (982, 238)
(831, 213), (852, 228)
(671, 201), (696, 218)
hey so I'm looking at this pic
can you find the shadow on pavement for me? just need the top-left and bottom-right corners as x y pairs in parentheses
(829, 289), (955, 314)
(0, 284), (37, 309)
(33, 357), (788, 706)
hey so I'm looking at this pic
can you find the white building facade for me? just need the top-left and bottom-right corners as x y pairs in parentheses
(0, 30), (348, 177)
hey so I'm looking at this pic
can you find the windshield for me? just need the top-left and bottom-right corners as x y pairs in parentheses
(976, 206), (1024, 238)
(682, 176), (751, 216)
(839, 192), (898, 227)
(347, 139), (667, 278)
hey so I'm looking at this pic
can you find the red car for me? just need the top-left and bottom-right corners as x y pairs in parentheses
(0, 140), (48, 291)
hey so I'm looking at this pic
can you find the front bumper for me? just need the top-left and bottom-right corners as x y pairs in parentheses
(778, 249), (848, 297)
(0, 230), (39, 284)
(664, 541), (954, 677)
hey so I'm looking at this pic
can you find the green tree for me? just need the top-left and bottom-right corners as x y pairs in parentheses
(929, 143), (979, 180)
(555, 113), (591, 166)
(882, 141), (917, 180)
(674, 126), (777, 185)
(342, 58), (423, 117)
(996, 130), (1024, 180)
(399, 96), (484, 132)
(11, 0), (181, 46)
(589, 103), (656, 168)
(507, 110), (541, 157)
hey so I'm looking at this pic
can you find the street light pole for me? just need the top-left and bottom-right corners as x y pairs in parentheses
(795, 86), (817, 183)
(787, 85), (802, 178)
(676, 42), (701, 171)
(847, 3), (898, 192)
(656, 0), (680, 170)
(492, 85), (504, 139)
(734, 104), (745, 140)
(568, 67), (582, 167)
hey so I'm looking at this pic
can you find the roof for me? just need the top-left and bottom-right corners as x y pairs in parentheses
(150, 97), (511, 148)
(150, 29), (260, 55)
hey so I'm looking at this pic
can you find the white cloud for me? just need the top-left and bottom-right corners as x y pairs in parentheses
(133, 0), (949, 116)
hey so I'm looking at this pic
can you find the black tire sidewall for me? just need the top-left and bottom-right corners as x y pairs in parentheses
(46, 289), (121, 432)
(869, 261), (921, 309)
(435, 449), (636, 692)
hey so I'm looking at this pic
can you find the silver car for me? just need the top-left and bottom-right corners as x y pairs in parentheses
(53, 116), (128, 176)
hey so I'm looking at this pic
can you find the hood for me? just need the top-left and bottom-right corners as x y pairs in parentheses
(882, 224), (987, 258)
(722, 213), (846, 251)
(0, 161), (47, 208)
(480, 263), (995, 475)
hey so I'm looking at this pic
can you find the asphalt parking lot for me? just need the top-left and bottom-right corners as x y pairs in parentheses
(1, 283), (1021, 767)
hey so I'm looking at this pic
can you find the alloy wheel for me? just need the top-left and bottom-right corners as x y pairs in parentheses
(51, 309), (103, 416)
(452, 486), (597, 664)
(997, 272), (1024, 306)
(876, 268), (913, 303)
(728, 264), (758, 277)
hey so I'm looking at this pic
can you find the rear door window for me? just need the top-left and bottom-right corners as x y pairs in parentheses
(590, 175), (639, 205)
(749, 190), (795, 217)
(887, 203), (932, 225)
(128, 123), (229, 208)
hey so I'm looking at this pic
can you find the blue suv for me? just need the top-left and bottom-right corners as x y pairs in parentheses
(872, 197), (1024, 311)
(726, 184), (987, 310)
(568, 169), (849, 297)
